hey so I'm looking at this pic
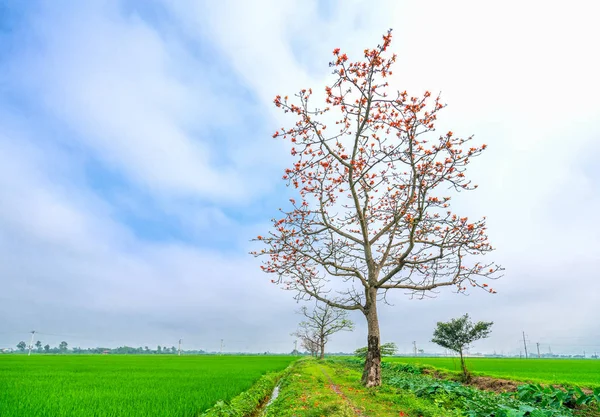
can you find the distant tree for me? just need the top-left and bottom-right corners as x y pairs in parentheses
(44, 344), (50, 353)
(294, 329), (320, 357)
(144, 346), (150, 353)
(431, 314), (493, 381)
(355, 342), (397, 358)
(17, 341), (26, 352)
(157, 345), (162, 354)
(170, 346), (176, 354)
(59, 341), (68, 352)
(35, 340), (42, 352)
(292, 302), (354, 360)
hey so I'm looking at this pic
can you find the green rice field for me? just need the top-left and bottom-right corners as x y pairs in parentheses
(386, 356), (600, 387)
(0, 355), (297, 417)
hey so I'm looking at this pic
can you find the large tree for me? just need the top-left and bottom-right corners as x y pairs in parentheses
(253, 30), (501, 387)
(292, 302), (354, 359)
(431, 314), (493, 381)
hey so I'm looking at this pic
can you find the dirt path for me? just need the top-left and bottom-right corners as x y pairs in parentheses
(319, 365), (369, 417)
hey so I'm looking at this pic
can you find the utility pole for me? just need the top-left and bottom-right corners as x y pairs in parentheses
(536, 342), (540, 358)
(178, 339), (182, 356)
(522, 332), (528, 359)
(413, 341), (417, 356)
(220, 339), (224, 355)
(28, 331), (36, 356)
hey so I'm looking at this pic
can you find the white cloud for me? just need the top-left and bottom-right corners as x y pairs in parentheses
(1, 0), (599, 354)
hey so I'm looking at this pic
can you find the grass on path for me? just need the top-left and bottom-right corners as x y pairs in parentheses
(264, 359), (459, 417)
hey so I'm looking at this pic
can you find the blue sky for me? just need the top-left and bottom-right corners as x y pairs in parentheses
(1, 0), (599, 355)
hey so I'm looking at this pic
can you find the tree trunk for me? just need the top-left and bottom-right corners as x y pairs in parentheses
(459, 349), (469, 382)
(361, 299), (381, 387)
(319, 337), (325, 360)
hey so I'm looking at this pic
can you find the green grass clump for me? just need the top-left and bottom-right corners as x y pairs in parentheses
(0, 355), (297, 417)
(385, 357), (600, 387)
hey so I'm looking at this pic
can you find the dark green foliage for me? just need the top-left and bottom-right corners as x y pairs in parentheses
(332, 358), (598, 417)
(431, 314), (493, 381)
(383, 363), (575, 417)
(431, 314), (493, 353)
(354, 342), (398, 358)
(381, 360), (422, 374)
(516, 384), (600, 410)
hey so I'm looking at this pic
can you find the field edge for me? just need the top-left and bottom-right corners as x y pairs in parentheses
(200, 358), (302, 417)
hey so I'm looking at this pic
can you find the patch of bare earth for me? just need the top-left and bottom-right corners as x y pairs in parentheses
(421, 368), (520, 393)
(422, 368), (595, 395)
(320, 366), (368, 417)
(468, 376), (521, 393)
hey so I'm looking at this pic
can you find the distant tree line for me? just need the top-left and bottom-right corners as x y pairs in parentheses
(11, 341), (206, 355)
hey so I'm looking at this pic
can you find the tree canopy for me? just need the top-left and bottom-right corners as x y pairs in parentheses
(254, 29), (502, 386)
(431, 313), (493, 380)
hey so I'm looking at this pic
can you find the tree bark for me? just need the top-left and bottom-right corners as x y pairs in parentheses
(319, 338), (325, 360)
(459, 348), (469, 382)
(361, 299), (381, 387)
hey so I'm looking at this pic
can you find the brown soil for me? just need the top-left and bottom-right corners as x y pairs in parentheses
(421, 368), (446, 380)
(421, 368), (595, 396)
(421, 367), (521, 393)
(468, 376), (521, 393)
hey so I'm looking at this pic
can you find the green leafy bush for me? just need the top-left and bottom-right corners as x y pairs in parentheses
(354, 342), (398, 358)
(333, 358), (594, 417)
(516, 384), (600, 409)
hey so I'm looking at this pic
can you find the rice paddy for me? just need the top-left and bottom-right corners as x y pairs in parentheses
(0, 355), (297, 417)
(386, 356), (600, 387)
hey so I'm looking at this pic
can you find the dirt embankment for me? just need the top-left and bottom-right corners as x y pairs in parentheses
(469, 376), (521, 393)
(421, 367), (596, 395)
(421, 368), (521, 393)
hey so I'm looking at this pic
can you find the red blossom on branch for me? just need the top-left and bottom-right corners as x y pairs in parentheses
(250, 29), (503, 387)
